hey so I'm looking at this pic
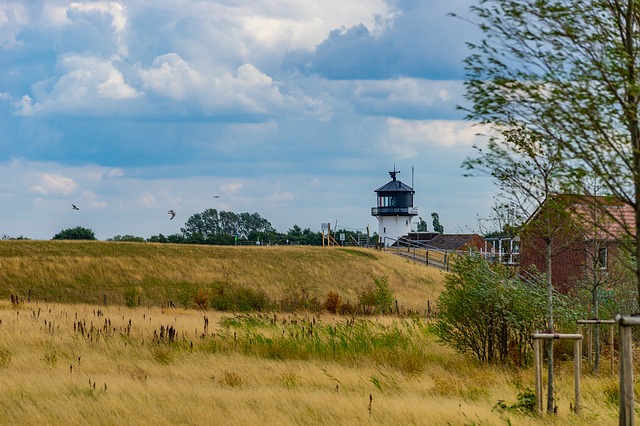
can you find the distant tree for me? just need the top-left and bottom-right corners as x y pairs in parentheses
(1, 234), (30, 240)
(181, 209), (276, 244)
(417, 217), (428, 232)
(108, 235), (145, 242)
(52, 226), (96, 240)
(148, 233), (187, 244)
(431, 212), (444, 234)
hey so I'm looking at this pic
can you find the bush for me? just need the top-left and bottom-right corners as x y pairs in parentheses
(52, 226), (96, 240)
(279, 286), (321, 312)
(323, 291), (342, 313)
(210, 283), (272, 312)
(359, 276), (394, 315)
(432, 253), (578, 366)
(123, 287), (140, 308)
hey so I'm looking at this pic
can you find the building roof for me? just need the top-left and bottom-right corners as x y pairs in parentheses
(525, 194), (636, 241)
(374, 179), (414, 193)
(423, 234), (485, 251)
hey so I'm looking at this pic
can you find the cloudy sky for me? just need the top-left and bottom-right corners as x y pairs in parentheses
(0, 0), (495, 240)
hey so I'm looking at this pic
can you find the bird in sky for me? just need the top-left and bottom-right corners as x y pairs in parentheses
(71, 204), (79, 210)
(168, 209), (176, 220)
(212, 195), (220, 198)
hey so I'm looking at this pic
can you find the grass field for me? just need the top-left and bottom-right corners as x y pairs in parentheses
(0, 241), (628, 424)
(0, 241), (444, 312)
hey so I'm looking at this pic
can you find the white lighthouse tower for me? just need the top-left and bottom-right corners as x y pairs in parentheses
(371, 168), (418, 246)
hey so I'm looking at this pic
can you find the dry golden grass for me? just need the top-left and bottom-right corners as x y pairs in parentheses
(0, 301), (624, 425)
(0, 241), (445, 312)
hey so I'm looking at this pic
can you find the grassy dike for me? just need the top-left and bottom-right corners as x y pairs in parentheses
(0, 240), (444, 311)
(0, 240), (621, 424)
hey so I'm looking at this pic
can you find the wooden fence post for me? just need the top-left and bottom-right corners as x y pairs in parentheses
(532, 332), (582, 415)
(534, 337), (542, 414)
(617, 315), (635, 426)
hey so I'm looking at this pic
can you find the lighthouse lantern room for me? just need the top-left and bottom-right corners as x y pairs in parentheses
(371, 168), (418, 245)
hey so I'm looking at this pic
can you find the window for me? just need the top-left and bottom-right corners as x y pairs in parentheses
(597, 247), (608, 269)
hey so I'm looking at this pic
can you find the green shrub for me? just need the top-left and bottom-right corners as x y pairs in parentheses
(123, 287), (139, 308)
(432, 253), (578, 366)
(359, 276), (394, 315)
(210, 283), (272, 312)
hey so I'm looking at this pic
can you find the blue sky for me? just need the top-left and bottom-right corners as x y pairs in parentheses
(0, 0), (495, 240)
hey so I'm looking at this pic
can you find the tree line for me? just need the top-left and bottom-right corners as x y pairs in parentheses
(45, 208), (373, 246)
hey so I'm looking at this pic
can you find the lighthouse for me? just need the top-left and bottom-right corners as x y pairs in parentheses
(371, 168), (418, 246)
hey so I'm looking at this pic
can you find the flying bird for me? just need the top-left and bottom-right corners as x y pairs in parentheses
(168, 210), (176, 220)
(71, 204), (79, 210)
(212, 195), (220, 198)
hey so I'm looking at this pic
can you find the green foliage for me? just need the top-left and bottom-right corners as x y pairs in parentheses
(494, 388), (536, 415)
(213, 314), (431, 374)
(359, 276), (394, 315)
(109, 235), (145, 242)
(461, 0), (640, 307)
(417, 217), (428, 232)
(181, 209), (276, 241)
(52, 226), (96, 240)
(432, 254), (578, 366)
(431, 212), (444, 234)
(123, 287), (140, 308)
(210, 282), (273, 312)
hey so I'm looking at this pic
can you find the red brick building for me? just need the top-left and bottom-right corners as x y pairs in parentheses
(519, 194), (635, 294)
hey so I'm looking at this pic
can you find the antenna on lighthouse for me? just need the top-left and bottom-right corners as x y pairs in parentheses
(411, 166), (414, 190)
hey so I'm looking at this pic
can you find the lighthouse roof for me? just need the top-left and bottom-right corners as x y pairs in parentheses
(374, 179), (414, 193)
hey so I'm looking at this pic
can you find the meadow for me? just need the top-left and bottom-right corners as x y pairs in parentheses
(0, 241), (627, 424)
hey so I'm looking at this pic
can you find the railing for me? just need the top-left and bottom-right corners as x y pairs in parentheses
(371, 207), (419, 216)
(382, 236), (454, 271)
(382, 236), (520, 271)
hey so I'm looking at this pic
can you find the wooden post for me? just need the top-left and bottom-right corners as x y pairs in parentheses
(532, 332), (583, 415)
(617, 315), (635, 426)
(534, 337), (543, 414)
(577, 319), (616, 376)
(587, 324), (594, 372)
(611, 324), (615, 376)
(574, 338), (581, 414)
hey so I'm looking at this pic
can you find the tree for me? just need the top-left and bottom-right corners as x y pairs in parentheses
(52, 226), (96, 240)
(431, 212), (444, 234)
(433, 252), (577, 366)
(459, 0), (640, 412)
(109, 235), (145, 242)
(460, 0), (640, 309)
(417, 217), (428, 232)
(181, 209), (276, 243)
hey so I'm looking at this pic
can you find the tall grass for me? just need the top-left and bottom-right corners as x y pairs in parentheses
(0, 241), (444, 312)
(0, 301), (621, 425)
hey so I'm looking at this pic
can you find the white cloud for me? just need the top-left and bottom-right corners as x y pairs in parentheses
(220, 182), (243, 195)
(382, 119), (487, 158)
(28, 173), (79, 196)
(268, 182), (295, 203)
(15, 54), (140, 116)
(106, 168), (125, 178)
(137, 192), (157, 208)
(139, 54), (285, 114)
(0, 3), (27, 50)
(67, 1), (128, 57)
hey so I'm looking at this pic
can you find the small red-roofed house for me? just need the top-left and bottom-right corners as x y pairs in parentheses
(519, 194), (635, 293)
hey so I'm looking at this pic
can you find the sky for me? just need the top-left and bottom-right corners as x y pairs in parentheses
(0, 0), (496, 240)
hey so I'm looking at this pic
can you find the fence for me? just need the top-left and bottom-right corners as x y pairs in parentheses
(532, 332), (583, 415)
